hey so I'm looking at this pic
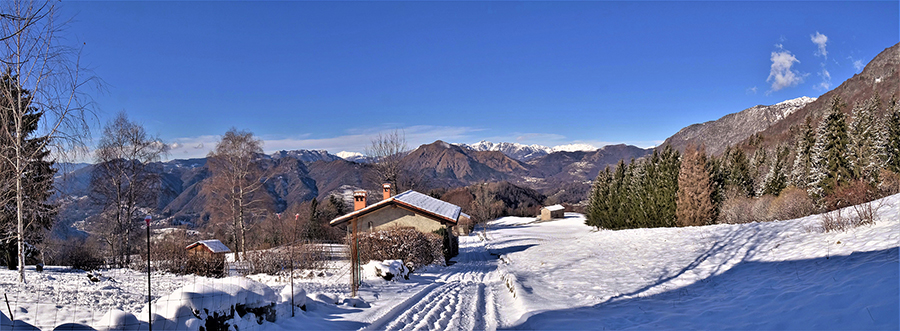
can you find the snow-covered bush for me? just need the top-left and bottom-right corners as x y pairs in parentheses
(356, 228), (444, 271)
(278, 284), (307, 312)
(363, 260), (410, 280)
(145, 277), (279, 331)
(237, 245), (327, 276)
(96, 309), (141, 331)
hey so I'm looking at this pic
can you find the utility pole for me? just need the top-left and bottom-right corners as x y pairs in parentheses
(350, 218), (358, 297)
(145, 215), (152, 331)
(291, 213), (298, 317)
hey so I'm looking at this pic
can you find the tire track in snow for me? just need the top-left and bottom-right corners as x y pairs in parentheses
(365, 234), (502, 331)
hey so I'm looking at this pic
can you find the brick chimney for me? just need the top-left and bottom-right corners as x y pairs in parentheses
(353, 191), (367, 211)
(382, 183), (392, 200)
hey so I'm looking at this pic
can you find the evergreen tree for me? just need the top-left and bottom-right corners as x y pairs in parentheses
(610, 159), (628, 229)
(628, 160), (650, 228)
(810, 96), (852, 198)
(727, 149), (754, 197)
(707, 151), (727, 221)
(0, 72), (56, 270)
(676, 145), (714, 227)
(763, 146), (790, 196)
(640, 151), (662, 226)
(791, 116), (817, 188)
(848, 95), (885, 183)
(750, 146), (769, 195)
(883, 97), (900, 173)
(586, 167), (612, 229)
(587, 146), (680, 230)
(305, 198), (324, 240)
(655, 145), (681, 227)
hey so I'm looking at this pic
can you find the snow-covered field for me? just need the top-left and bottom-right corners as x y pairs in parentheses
(2, 194), (898, 330)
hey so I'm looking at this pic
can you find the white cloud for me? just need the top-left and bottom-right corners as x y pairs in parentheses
(164, 126), (483, 160)
(852, 58), (864, 72)
(746, 86), (758, 95)
(816, 68), (832, 90)
(767, 49), (805, 93)
(811, 31), (828, 58)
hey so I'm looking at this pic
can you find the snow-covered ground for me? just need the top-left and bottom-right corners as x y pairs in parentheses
(2, 194), (898, 330)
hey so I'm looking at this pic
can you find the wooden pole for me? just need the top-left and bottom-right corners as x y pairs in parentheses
(145, 215), (152, 331)
(290, 213), (296, 317)
(350, 218), (358, 297)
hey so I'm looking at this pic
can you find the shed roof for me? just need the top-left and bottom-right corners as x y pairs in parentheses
(543, 204), (565, 212)
(330, 190), (462, 226)
(186, 239), (232, 253)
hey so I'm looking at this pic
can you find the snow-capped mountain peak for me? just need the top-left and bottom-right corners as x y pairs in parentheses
(336, 151), (369, 163)
(459, 141), (553, 161)
(458, 140), (601, 161)
(772, 96), (816, 120)
(550, 143), (598, 153)
(776, 96), (816, 107)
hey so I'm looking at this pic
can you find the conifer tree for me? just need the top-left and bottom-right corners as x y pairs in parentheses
(628, 160), (650, 228)
(655, 145), (681, 227)
(810, 96), (851, 198)
(0, 72), (56, 270)
(763, 146), (790, 196)
(882, 97), (900, 173)
(610, 159), (628, 229)
(586, 167), (612, 229)
(791, 116), (817, 188)
(676, 145), (714, 226)
(640, 151), (662, 226)
(727, 149), (754, 197)
(750, 146), (769, 195)
(707, 151), (727, 220)
(848, 95), (884, 183)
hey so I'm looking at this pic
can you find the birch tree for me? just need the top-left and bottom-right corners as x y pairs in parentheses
(90, 112), (168, 267)
(0, 0), (96, 282)
(204, 128), (265, 261)
(366, 129), (408, 192)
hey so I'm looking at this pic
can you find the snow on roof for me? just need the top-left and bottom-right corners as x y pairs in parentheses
(543, 204), (565, 212)
(330, 190), (461, 225)
(186, 239), (232, 253)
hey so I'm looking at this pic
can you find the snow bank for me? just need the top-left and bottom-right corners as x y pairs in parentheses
(363, 260), (410, 281)
(134, 277), (282, 331)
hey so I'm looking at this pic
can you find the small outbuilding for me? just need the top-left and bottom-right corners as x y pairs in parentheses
(186, 239), (232, 257)
(539, 204), (565, 221)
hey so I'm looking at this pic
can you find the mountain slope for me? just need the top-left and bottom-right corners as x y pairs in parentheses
(528, 144), (652, 184)
(743, 42), (900, 150)
(662, 96), (815, 155)
(402, 140), (529, 186)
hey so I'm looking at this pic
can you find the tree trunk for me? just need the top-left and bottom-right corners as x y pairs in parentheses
(16, 137), (25, 283)
(238, 186), (246, 264)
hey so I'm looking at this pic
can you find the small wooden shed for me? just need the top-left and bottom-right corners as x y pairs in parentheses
(539, 204), (565, 221)
(186, 239), (232, 257)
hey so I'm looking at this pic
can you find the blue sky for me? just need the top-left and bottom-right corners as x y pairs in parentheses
(61, 1), (898, 160)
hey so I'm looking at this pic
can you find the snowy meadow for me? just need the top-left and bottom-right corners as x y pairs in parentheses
(1, 194), (898, 330)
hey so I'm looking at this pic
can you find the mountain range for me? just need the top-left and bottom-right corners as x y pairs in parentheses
(52, 42), (900, 231)
(457, 141), (599, 161)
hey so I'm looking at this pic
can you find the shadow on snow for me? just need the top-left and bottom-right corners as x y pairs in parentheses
(504, 247), (899, 330)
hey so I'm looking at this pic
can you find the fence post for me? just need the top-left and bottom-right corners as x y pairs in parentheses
(145, 215), (152, 331)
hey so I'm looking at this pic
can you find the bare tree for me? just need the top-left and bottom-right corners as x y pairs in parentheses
(0, 0), (97, 282)
(366, 129), (409, 193)
(468, 184), (502, 235)
(203, 128), (266, 261)
(90, 112), (168, 267)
